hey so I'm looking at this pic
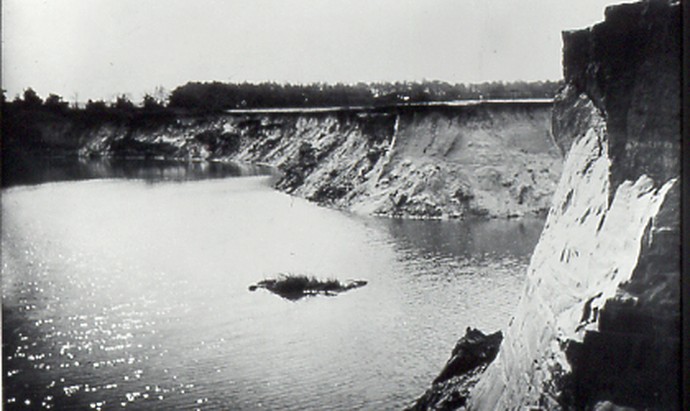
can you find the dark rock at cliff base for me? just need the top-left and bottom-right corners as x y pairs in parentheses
(563, 300), (681, 410)
(433, 328), (503, 384)
(407, 328), (502, 411)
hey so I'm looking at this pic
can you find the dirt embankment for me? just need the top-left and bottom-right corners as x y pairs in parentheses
(12, 101), (560, 219)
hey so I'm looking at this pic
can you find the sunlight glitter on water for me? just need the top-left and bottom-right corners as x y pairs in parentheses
(2, 174), (543, 410)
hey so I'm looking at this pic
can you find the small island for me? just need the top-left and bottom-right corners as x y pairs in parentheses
(249, 274), (367, 300)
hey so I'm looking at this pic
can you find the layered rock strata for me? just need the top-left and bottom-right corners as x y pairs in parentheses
(412, 1), (680, 409)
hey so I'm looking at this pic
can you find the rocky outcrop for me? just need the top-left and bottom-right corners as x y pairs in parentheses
(407, 329), (502, 411)
(461, 1), (680, 410)
(6, 102), (561, 219)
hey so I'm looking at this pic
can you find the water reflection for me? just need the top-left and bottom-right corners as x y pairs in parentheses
(1, 155), (275, 188)
(380, 217), (544, 261)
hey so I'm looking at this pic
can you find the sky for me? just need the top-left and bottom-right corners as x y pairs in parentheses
(2, 0), (616, 103)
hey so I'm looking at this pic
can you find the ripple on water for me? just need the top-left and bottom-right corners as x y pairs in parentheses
(2, 177), (542, 409)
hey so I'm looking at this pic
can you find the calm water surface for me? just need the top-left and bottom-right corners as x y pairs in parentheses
(2, 160), (543, 410)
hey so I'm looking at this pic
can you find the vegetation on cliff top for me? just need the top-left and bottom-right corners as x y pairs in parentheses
(2, 79), (561, 118)
(166, 80), (561, 111)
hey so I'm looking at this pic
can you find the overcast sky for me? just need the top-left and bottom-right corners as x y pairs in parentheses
(2, 0), (615, 102)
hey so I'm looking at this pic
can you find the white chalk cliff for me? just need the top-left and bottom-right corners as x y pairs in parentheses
(408, 1), (680, 409)
(468, 1), (681, 409)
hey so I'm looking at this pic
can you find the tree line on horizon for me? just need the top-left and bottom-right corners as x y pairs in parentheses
(2, 79), (562, 117)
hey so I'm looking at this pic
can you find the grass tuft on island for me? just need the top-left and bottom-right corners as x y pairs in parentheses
(248, 274), (367, 300)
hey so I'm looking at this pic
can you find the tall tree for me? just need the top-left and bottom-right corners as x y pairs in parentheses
(22, 88), (43, 108)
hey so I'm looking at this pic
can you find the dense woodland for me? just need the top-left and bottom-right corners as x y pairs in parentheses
(166, 80), (561, 110)
(2, 80), (562, 118)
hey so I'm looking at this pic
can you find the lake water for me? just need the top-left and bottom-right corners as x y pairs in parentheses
(2, 159), (544, 410)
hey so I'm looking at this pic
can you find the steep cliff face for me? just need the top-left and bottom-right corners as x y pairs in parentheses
(464, 1), (680, 409)
(346, 104), (561, 218)
(46, 102), (559, 219)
